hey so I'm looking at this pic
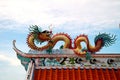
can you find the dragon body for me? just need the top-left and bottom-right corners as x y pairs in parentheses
(27, 33), (72, 50)
(27, 26), (116, 55)
(73, 34), (103, 54)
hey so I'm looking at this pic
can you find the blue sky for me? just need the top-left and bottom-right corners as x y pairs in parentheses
(0, 0), (120, 80)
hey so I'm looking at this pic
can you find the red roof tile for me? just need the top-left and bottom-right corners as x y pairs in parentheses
(33, 68), (120, 80)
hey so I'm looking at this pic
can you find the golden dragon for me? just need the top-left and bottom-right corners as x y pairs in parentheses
(27, 25), (116, 55)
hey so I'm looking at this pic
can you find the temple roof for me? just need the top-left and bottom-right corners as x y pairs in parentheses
(33, 68), (120, 80)
(12, 26), (120, 80)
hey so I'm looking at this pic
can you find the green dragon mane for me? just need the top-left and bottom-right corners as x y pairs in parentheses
(29, 25), (43, 44)
(29, 25), (42, 33)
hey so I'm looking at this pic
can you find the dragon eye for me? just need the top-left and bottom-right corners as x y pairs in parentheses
(42, 30), (50, 33)
(47, 31), (50, 33)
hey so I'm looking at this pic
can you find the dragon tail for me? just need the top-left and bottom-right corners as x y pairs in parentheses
(94, 33), (116, 47)
(88, 33), (116, 52)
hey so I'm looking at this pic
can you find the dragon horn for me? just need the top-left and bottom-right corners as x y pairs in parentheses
(48, 24), (54, 34)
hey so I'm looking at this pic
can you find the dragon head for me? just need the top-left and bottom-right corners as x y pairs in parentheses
(29, 25), (52, 44)
(38, 30), (52, 41)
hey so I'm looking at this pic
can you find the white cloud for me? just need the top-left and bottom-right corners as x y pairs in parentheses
(0, 0), (120, 31)
(0, 54), (21, 66)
